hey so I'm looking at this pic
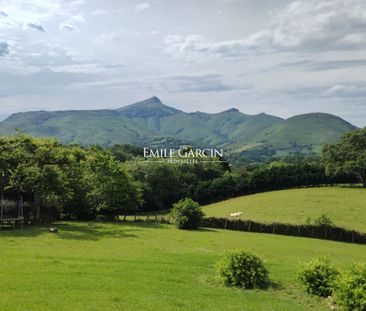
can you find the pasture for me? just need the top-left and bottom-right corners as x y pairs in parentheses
(1, 221), (366, 310)
(203, 187), (366, 231)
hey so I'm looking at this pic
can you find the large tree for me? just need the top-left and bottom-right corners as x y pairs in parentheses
(323, 128), (366, 187)
(85, 153), (142, 220)
(0, 134), (72, 222)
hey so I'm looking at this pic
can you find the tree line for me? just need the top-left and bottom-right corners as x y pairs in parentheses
(0, 128), (364, 223)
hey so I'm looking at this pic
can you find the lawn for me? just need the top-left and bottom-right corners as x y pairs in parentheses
(1, 221), (366, 310)
(203, 187), (366, 231)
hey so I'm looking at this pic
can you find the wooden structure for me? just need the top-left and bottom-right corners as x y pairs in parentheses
(0, 196), (24, 230)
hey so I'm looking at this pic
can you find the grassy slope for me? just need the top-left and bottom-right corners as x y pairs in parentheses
(203, 187), (366, 231)
(253, 113), (355, 148)
(1, 222), (366, 311)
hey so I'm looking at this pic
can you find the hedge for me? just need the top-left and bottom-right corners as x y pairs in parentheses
(202, 217), (366, 244)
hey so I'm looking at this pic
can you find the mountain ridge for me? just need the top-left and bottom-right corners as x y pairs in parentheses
(0, 96), (357, 161)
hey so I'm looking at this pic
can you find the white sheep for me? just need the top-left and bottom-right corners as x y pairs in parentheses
(230, 212), (242, 218)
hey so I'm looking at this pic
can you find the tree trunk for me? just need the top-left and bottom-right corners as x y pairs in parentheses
(34, 191), (41, 224)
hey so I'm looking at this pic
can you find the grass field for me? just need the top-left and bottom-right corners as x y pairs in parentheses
(203, 187), (366, 231)
(1, 221), (366, 311)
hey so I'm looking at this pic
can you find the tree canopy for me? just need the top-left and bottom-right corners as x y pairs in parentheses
(323, 128), (366, 187)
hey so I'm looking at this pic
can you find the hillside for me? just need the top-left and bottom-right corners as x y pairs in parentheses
(254, 113), (356, 153)
(0, 97), (356, 159)
(203, 187), (366, 231)
(1, 221), (365, 310)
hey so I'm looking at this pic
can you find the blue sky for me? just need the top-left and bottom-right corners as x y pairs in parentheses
(0, 0), (366, 126)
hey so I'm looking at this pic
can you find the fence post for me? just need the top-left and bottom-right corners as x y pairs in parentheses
(224, 219), (227, 230)
(248, 221), (251, 232)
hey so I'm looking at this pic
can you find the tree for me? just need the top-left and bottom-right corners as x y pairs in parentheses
(323, 128), (366, 187)
(85, 153), (142, 220)
(0, 133), (72, 222)
(128, 162), (182, 211)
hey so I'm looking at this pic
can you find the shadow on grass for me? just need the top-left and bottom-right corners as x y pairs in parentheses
(121, 220), (169, 229)
(338, 184), (364, 189)
(206, 274), (283, 292)
(55, 222), (140, 241)
(268, 280), (284, 291)
(0, 220), (169, 241)
(197, 227), (218, 232)
(0, 226), (46, 238)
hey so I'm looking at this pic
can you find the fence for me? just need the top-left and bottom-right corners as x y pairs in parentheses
(130, 215), (366, 244)
(202, 217), (366, 244)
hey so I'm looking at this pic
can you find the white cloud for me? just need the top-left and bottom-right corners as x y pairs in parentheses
(164, 34), (259, 60)
(134, 2), (150, 12)
(165, 0), (366, 59)
(69, 72), (245, 93)
(324, 84), (366, 98)
(90, 9), (109, 16)
(69, 14), (85, 23)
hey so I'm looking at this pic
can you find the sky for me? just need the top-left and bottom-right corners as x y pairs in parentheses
(0, 0), (366, 126)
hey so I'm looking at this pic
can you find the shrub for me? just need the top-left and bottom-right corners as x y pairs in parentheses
(298, 258), (339, 297)
(314, 214), (333, 227)
(216, 250), (269, 289)
(333, 264), (366, 311)
(170, 198), (204, 229)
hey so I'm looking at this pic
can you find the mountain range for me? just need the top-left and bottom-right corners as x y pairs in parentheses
(0, 96), (357, 161)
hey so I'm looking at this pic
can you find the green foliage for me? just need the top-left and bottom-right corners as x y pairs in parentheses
(0, 133), (143, 222)
(85, 154), (142, 219)
(333, 264), (366, 311)
(297, 258), (339, 297)
(170, 198), (204, 229)
(128, 161), (225, 211)
(107, 144), (143, 162)
(314, 214), (333, 227)
(323, 128), (366, 186)
(216, 250), (269, 289)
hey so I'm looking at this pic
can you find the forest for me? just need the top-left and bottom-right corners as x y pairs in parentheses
(0, 128), (364, 223)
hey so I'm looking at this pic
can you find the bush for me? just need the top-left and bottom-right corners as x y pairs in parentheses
(216, 250), (269, 289)
(298, 258), (339, 297)
(170, 198), (204, 229)
(314, 214), (334, 227)
(334, 264), (366, 311)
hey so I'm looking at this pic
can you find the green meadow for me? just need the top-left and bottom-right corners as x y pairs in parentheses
(1, 221), (366, 311)
(203, 187), (366, 231)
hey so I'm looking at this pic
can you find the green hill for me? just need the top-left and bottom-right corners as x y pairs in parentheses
(203, 187), (366, 231)
(0, 97), (357, 158)
(254, 113), (356, 153)
(1, 221), (365, 310)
